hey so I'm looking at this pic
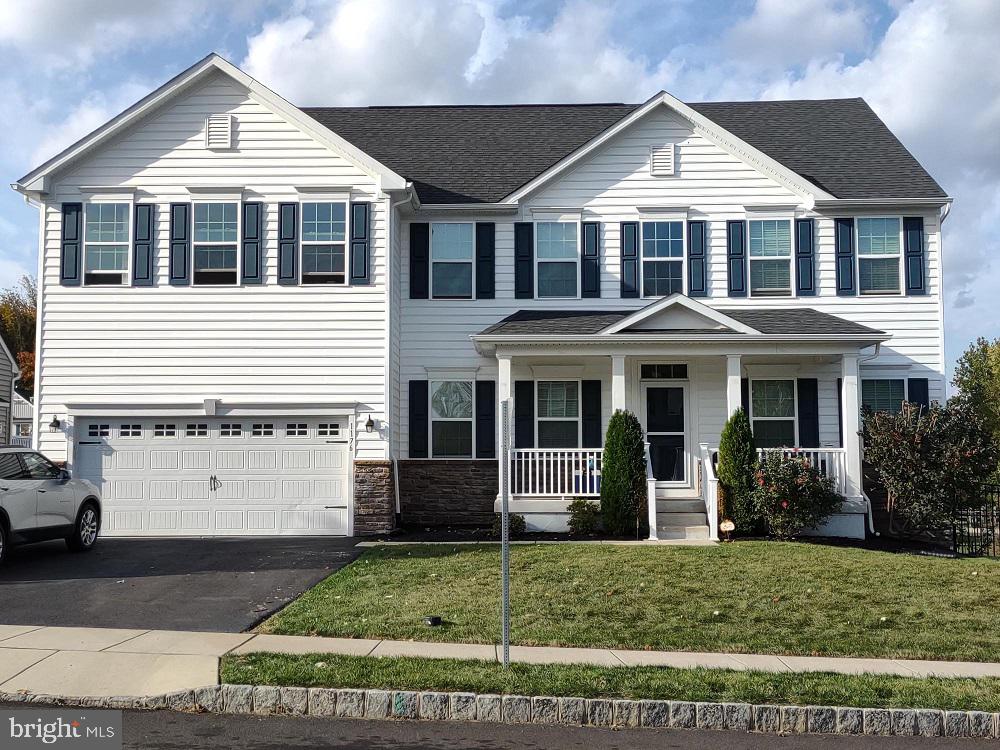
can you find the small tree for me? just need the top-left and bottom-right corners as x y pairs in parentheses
(717, 408), (761, 535)
(953, 337), (1000, 480)
(863, 399), (998, 533)
(600, 409), (648, 537)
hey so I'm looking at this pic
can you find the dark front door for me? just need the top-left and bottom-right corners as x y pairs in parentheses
(645, 385), (685, 482)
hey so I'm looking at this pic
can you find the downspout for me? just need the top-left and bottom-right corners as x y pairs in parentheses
(858, 342), (881, 535)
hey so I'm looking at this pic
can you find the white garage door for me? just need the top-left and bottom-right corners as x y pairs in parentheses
(75, 417), (350, 537)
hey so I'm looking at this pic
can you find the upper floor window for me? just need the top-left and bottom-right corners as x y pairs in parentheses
(430, 380), (474, 457)
(301, 202), (347, 285)
(857, 217), (902, 294)
(749, 219), (792, 297)
(641, 221), (684, 297)
(862, 379), (905, 414)
(431, 223), (474, 299)
(750, 379), (796, 448)
(193, 202), (238, 285)
(84, 203), (129, 286)
(537, 381), (580, 448)
(536, 222), (578, 298)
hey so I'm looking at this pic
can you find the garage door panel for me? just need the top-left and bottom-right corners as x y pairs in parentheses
(150, 450), (180, 470)
(282, 450), (312, 470)
(148, 479), (179, 501)
(181, 450), (212, 470)
(216, 450), (245, 470)
(215, 479), (246, 501)
(181, 479), (212, 501)
(113, 450), (146, 471)
(112, 479), (145, 501)
(181, 510), (211, 532)
(248, 450), (277, 470)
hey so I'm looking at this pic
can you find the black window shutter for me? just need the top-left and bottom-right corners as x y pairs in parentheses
(903, 217), (926, 295)
(797, 378), (820, 448)
(837, 377), (844, 447)
(349, 201), (371, 285)
(132, 203), (155, 287)
(620, 221), (639, 298)
(727, 220), (747, 297)
(475, 380), (496, 458)
(168, 203), (190, 286)
(409, 222), (429, 299)
(408, 380), (429, 458)
(59, 203), (83, 286)
(475, 222), (495, 299)
(277, 203), (298, 285)
(514, 380), (535, 449)
(741, 378), (750, 414)
(835, 218), (856, 295)
(907, 377), (929, 409)
(687, 220), (707, 297)
(514, 222), (534, 299)
(581, 221), (600, 298)
(581, 380), (602, 448)
(795, 218), (815, 296)
(241, 202), (263, 285)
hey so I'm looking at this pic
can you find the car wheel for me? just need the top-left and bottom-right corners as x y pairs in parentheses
(67, 502), (100, 553)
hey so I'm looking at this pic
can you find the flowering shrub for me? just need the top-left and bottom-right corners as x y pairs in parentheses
(751, 451), (842, 539)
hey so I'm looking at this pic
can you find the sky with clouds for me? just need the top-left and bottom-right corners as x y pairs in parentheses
(0, 0), (996, 377)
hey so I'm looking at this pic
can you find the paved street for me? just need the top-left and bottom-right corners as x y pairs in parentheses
(0, 537), (362, 632)
(110, 710), (999, 749)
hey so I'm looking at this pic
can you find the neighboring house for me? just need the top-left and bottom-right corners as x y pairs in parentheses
(0, 341), (18, 446)
(12, 393), (33, 447)
(12, 54), (948, 540)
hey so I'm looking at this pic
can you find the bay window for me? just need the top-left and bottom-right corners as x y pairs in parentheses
(641, 221), (684, 297)
(749, 219), (792, 296)
(750, 379), (796, 448)
(193, 202), (238, 285)
(537, 381), (580, 448)
(301, 202), (347, 284)
(431, 223), (474, 299)
(430, 380), (474, 457)
(536, 222), (578, 298)
(857, 217), (902, 294)
(84, 203), (129, 285)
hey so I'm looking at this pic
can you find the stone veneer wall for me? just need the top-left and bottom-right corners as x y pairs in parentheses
(397, 460), (498, 527)
(353, 460), (396, 535)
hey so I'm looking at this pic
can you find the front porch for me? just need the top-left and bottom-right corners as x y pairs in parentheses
(473, 297), (886, 541)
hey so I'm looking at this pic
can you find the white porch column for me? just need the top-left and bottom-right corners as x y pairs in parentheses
(841, 353), (862, 497)
(497, 354), (512, 502)
(726, 354), (743, 416)
(611, 354), (626, 413)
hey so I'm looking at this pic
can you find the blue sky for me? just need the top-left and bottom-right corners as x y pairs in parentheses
(1, 0), (996, 377)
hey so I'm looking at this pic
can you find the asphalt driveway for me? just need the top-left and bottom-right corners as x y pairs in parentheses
(0, 537), (363, 632)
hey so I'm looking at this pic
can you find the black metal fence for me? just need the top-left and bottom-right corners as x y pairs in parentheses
(953, 485), (1000, 557)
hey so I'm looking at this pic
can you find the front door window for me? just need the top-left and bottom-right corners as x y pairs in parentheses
(645, 386), (685, 481)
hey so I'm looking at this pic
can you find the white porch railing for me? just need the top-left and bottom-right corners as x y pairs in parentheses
(756, 447), (849, 496)
(645, 442), (657, 541)
(9, 436), (31, 448)
(699, 443), (720, 541)
(510, 449), (602, 497)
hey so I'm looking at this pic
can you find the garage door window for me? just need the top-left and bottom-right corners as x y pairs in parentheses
(185, 423), (208, 438)
(153, 424), (176, 438)
(220, 423), (243, 437)
(119, 424), (142, 438)
(88, 424), (109, 438)
(252, 423), (275, 437)
(286, 423), (308, 438)
(318, 423), (340, 437)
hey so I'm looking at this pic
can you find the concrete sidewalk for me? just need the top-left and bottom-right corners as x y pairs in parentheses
(3, 624), (1000, 700)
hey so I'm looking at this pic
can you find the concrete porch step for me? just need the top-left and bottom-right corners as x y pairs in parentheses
(656, 511), (709, 527)
(655, 525), (711, 540)
(655, 499), (704, 513)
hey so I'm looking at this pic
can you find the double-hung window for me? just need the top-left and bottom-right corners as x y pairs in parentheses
(536, 381), (580, 448)
(301, 202), (347, 284)
(641, 221), (684, 297)
(857, 217), (902, 294)
(750, 379), (796, 448)
(83, 203), (130, 285)
(749, 219), (792, 296)
(193, 202), (238, 285)
(862, 379), (905, 414)
(430, 381), (473, 457)
(536, 222), (578, 298)
(431, 223), (474, 299)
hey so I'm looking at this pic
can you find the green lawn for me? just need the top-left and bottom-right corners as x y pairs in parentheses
(260, 542), (1000, 662)
(222, 653), (1000, 712)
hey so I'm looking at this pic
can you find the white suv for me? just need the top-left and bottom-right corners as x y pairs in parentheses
(0, 448), (102, 564)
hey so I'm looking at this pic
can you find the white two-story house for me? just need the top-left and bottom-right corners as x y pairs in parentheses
(12, 54), (949, 540)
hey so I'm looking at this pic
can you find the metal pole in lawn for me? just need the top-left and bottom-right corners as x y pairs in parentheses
(500, 398), (511, 668)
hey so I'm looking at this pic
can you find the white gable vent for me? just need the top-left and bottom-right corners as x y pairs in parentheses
(205, 114), (233, 150)
(650, 144), (675, 176)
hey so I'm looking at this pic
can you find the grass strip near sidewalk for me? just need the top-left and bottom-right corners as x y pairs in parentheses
(222, 653), (1000, 712)
(259, 542), (1000, 661)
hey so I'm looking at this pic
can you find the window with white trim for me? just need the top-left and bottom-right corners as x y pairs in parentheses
(857, 217), (902, 294)
(153, 424), (176, 438)
(220, 423), (243, 438)
(536, 222), (578, 298)
(431, 223), (474, 299)
(286, 423), (308, 438)
(750, 379), (796, 448)
(119, 424), (142, 438)
(318, 423), (340, 437)
(15, 423), (30, 438)
(193, 202), (238, 285)
(536, 381), (580, 448)
(301, 202), (347, 284)
(83, 203), (129, 285)
(252, 423), (275, 437)
(88, 424), (110, 438)
(862, 379), (905, 414)
(641, 221), (684, 297)
(430, 381), (474, 457)
(748, 219), (792, 297)
(185, 423), (208, 437)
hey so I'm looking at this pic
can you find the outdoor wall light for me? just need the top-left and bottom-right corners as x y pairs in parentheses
(365, 415), (376, 433)
(48, 416), (61, 433)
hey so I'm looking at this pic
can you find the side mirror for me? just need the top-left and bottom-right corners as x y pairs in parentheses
(58, 468), (71, 482)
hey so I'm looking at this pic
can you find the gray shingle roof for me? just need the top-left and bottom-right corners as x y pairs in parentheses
(302, 98), (945, 204)
(478, 307), (884, 337)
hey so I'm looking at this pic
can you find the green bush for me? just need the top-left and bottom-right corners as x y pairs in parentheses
(491, 512), (526, 538)
(567, 498), (602, 536)
(717, 408), (761, 535)
(751, 451), (842, 539)
(600, 409), (649, 538)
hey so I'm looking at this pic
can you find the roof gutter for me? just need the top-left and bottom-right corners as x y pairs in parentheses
(813, 197), (952, 210)
(417, 202), (520, 214)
